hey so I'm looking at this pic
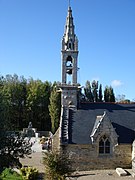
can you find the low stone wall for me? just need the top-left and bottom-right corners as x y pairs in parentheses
(132, 140), (135, 173)
(61, 144), (132, 170)
(37, 131), (50, 137)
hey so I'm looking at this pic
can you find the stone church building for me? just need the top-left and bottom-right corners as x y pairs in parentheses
(53, 5), (135, 170)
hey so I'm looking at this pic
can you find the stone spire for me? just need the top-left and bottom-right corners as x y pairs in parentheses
(60, 4), (79, 109)
(62, 6), (78, 51)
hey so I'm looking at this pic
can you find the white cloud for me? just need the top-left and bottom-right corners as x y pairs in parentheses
(111, 80), (123, 87)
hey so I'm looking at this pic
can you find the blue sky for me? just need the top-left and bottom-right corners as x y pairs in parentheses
(0, 0), (135, 100)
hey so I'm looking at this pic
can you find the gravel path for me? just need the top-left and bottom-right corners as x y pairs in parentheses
(20, 152), (45, 172)
(68, 169), (134, 180)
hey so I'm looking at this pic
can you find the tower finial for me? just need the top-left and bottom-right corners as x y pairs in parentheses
(68, 0), (71, 7)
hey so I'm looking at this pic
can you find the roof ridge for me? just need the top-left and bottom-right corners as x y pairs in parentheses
(80, 102), (135, 104)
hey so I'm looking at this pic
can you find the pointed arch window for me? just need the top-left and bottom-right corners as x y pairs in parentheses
(99, 135), (110, 154)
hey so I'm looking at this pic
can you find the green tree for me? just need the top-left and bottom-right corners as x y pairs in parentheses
(84, 81), (93, 102)
(26, 79), (51, 130)
(2, 74), (27, 130)
(92, 80), (98, 102)
(104, 86), (115, 102)
(104, 86), (109, 102)
(98, 84), (103, 102)
(0, 76), (11, 131)
(109, 86), (115, 102)
(49, 83), (61, 133)
(0, 74), (53, 131)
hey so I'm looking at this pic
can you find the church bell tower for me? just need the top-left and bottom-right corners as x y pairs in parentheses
(60, 5), (79, 108)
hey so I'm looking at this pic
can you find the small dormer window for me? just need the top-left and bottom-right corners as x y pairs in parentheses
(99, 135), (110, 154)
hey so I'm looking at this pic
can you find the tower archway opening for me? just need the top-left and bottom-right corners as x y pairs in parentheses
(66, 56), (72, 63)
(66, 56), (73, 75)
(66, 56), (73, 83)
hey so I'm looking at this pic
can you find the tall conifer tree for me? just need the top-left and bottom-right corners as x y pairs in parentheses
(49, 83), (61, 133)
(99, 84), (103, 102)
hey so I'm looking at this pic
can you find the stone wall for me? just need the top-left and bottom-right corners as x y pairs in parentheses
(52, 127), (61, 152)
(61, 144), (132, 170)
(132, 140), (135, 173)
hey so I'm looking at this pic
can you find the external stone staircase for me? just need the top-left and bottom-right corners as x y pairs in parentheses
(61, 107), (69, 144)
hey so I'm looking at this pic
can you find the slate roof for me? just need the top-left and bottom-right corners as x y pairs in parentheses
(68, 103), (135, 144)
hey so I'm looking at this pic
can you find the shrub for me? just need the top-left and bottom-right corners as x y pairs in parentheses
(43, 151), (73, 180)
(20, 166), (39, 180)
(0, 168), (23, 180)
(0, 133), (32, 172)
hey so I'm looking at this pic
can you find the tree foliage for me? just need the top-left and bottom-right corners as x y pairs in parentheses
(0, 133), (32, 172)
(0, 168), (23, 180)
(84, 81), (93, 102)
(43, 151), (73, 180)
(83, 80), (115, 102)
(99, 84), (103, 102)
(104, 86), (115, 102)
(0, 74), (52, 131)
(0, 76), (11, 131)
(49, 83), (61, 133)
(26, 79), (51, 130)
